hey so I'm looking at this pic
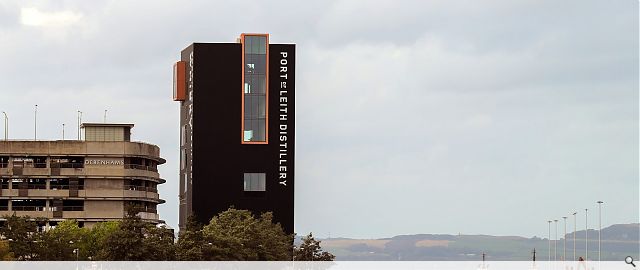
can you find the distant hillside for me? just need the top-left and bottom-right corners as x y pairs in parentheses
(319, 223), (639, 261)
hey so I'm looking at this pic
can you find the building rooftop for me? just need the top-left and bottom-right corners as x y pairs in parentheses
(80, 123), (134, 128)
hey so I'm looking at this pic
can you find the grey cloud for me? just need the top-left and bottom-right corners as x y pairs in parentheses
(0, 0), (636, 238)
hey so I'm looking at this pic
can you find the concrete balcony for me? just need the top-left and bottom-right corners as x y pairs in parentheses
(123, 190), (159, 200)
(58, 168), (86, 176)
(0, 190), (17, 197)
(21, 167), (50, 176)
(0, 210), (52, 219)
(146, 192), (159, 200)
(84, 189), (123, 198)
(24, 189), (50, 197)
(62, 211), (86, 219)
(137, 212), (159, 220)
(124, 168), (159, 179)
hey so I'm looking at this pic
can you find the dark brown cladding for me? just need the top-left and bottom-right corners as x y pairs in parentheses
(177, 41), (295, 233)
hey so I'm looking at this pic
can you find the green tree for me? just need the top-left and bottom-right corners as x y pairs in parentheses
(96, 208), (148, 260)
(293, 233), (335, 261)
(199, 207), (292, 261)
(36, 219), (87, 260)
(251, 212), (293, 260)
(0, 214), (39, 260)
(175, 215), (205, 260)
(0, 240), (14, 260)
(81, 221), (118, 260)
(143, 225), (176, 260)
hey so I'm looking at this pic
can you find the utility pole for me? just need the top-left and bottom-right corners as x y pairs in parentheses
(554, 219), (558, 261)
(597, 201), (603, 261)
(104, 109), (107, 123)
(2, 111), (7, 141)
(548, 220), (552, 261)
(573, 212), (577, 261)
(77, 110), (82, 140)
(585, 208), (588, 261)
(62, 124), (65, 140)
(563, 216), (567, 261)
(34, 105), (38, 141)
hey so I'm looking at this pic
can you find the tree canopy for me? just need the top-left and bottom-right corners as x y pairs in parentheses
(294, 233), (336, 261)
(0, 207), (334, 261)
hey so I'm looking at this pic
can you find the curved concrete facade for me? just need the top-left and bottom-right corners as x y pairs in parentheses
(0, 140), (165, 228)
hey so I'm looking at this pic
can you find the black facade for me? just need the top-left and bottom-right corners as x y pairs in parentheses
(176, 35), (295, 233)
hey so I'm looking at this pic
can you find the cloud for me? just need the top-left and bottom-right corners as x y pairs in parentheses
(0, 0), (637, 238)
(20, 7), (82, 27)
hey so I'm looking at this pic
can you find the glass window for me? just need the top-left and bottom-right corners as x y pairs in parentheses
(183, 173), (188, 192)
(181, 125), (186, 146)
(180, 149), (186, 170)
(243, 173), (266, 191)
(242, 34), (268, 143)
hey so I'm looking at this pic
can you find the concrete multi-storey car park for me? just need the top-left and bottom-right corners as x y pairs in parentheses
(0, 123), (165, 229)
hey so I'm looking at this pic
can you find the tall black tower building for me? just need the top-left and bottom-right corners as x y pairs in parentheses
(173, 34), (295, 233)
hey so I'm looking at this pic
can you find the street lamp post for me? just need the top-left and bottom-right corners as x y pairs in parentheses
(1, 111), (7, 141)
(554, 219), (558, 261)
(563, 216), (567, 261)
(585, 208), (588, 261)
(573, 212), (577, 261)
(34, 105), (38, 141)
(548, 220), (552, 261)
(77, 111), (82, 140)
(597, 201), (603, 261)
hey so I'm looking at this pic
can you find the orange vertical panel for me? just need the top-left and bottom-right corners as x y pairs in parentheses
(173, 61), (186, 101)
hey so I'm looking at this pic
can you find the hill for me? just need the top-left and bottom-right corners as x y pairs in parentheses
(319, 223), (639, 261)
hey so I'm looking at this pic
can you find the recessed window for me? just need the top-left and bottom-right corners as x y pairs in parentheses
(242, 34), (268, 143)
(243, 173), (265, 191)
(181, 125), (186, 146)
(183, 173), (188, 192)
(180, 149), (186, 170)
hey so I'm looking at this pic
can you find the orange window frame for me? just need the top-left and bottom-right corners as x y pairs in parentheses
(240, 33), (269, 145)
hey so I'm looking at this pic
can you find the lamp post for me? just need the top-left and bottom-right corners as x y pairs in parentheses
(597, 201), (603, 261)
(548, 220), (552, 261)
(585, 208), (588, 261)
(563, 216), (567, 261)
(77, 111), (82, 140)
(573, 212), (577, 261)
(554, 219), (558, 261)
(1, 111), (7, 141)
(62, 124), (65, 140)
(34, 105), (38, 141)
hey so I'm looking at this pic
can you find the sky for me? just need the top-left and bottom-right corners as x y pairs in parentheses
(0, 0), (637, 239)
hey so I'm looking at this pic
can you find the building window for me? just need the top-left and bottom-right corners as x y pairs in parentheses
(62, 200), (84, 211)
(243, 173), (265, 192)
(183, 173), (188, 192)
(180, 149), (186, 170)
(242, 34), (268, 143)
(181, 125), (186, 146)
(11, 199), (46, 211)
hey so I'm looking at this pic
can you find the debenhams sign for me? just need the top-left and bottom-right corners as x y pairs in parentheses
(85, 159), (124, 166)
